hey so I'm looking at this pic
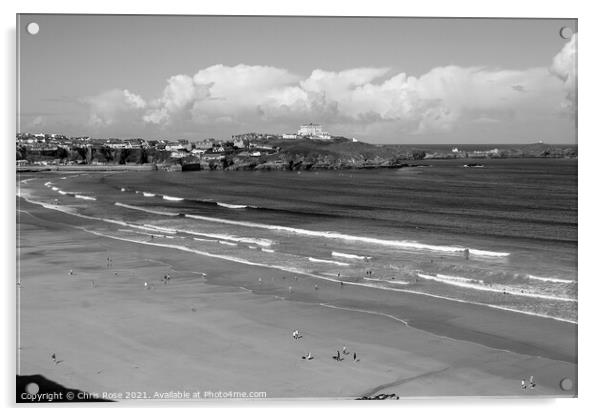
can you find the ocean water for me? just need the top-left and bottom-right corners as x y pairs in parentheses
(18, 158), (578, 322)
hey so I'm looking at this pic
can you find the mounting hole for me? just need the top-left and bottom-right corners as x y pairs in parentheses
(560, 377), (573, 391)
(26, 22), (40, 35)
(25, 382), (39, 395)
(559, 26), (573, 40)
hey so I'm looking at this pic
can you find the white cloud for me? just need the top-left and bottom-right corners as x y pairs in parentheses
(550, 33), (577, 113)
(84, 36), (576, 139)
(83, 88), (146, 126)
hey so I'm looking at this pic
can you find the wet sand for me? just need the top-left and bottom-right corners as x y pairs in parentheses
(17, 198), (577, 399)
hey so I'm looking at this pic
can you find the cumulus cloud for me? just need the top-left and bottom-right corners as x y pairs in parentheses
(83, 88), (146, 126)
(550, 33), (577, 113)
(83, 36), (576, 138)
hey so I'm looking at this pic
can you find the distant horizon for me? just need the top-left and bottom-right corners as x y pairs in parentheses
(18, 15), (577, 145)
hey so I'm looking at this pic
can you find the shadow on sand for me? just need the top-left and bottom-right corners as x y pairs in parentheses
(16, 374), (113, 403)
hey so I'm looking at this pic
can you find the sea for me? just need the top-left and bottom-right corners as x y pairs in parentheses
(17, 158), (578, 323)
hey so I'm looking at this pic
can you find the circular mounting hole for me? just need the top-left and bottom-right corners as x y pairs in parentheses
(26, 22), (40, 35)
(25, 382), (40, 395)
(560, 377), (573, 391)
(559, 26), (573, 40)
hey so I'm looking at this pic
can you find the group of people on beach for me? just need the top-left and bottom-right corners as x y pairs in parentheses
(293, 329), (359, 363)
(521, 376), (536, 390)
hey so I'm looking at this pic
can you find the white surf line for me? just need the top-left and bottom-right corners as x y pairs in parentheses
(199, 213), (512, 258)
(308, 257), (350, 266)
(114, 202), (180, 217)
(217, 202), (247, 209)
(332, 251), (372, 261)
(75, 194), (96, 201)
(116, 203), (510, 257)
(183, 230), (273, 247)
(76, 226), (577, 325)
(318, 303), (409, 326)
(417, 273), (576, 303)
(162, 195), (184, 201)
(218, 240), (238, 246)
(527, 274), (576, 284)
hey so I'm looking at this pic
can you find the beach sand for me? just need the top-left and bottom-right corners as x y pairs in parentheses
(17, 198), (577, 399)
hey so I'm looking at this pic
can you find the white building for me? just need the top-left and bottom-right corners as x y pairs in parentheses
(282, 134), (298, 140)
(297, 123), (331, 140)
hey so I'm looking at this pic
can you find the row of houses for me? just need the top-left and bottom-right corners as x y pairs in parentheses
(17, 122), (332, 155)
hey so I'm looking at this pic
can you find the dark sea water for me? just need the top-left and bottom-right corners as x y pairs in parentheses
(18, 158), (578, 322)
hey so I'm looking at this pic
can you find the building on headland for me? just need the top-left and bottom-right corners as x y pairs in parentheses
(282, 133), (298, 140)
(297, 123), (331, 140)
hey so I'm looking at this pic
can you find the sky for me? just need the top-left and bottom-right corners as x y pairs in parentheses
(17, 15), (577, 144)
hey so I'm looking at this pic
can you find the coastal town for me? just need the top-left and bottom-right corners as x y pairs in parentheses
(16, 122), (577, 172)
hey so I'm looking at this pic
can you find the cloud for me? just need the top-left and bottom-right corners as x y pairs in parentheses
(83, 88), (146, 126)
(82, 36), (576, 139)
(550, 33), (577, 113)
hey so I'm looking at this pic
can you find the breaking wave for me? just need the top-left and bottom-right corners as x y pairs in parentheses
(308, 257), (350, 266)
(417, 273), (576, 302)
(332, 251), (371, 261)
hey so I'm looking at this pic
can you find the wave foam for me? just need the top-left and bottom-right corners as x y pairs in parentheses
(417, 273), (576, 302)
(75, 195), (96, 201)
(332, 251), (371, 261)
(184, 213), (509, 257)
(114, 202), (179, 217)
(183, 231), (273, 247)
(527, 274), (575, 284)
(218, 240), (238, 246)
(142, 192), (155, 197)
(308, 257), (350, 266)
(217, 202), (247, 209)
(162, 195), (184, 201)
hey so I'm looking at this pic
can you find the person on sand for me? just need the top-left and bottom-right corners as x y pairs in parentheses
(464, 248), (470, 260)
(529, 376), (536, 389)
(342, 346), (349, 355)
(302, 352), (313, 360)
(68, 269), (73, 276)
(314, 284), (319, 290)
(521, 379), (527, 390)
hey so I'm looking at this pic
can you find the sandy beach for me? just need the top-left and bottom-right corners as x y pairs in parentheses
(17, 197), (577, 399)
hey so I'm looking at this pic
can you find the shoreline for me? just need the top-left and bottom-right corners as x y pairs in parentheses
(17, 198), (577, 398)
